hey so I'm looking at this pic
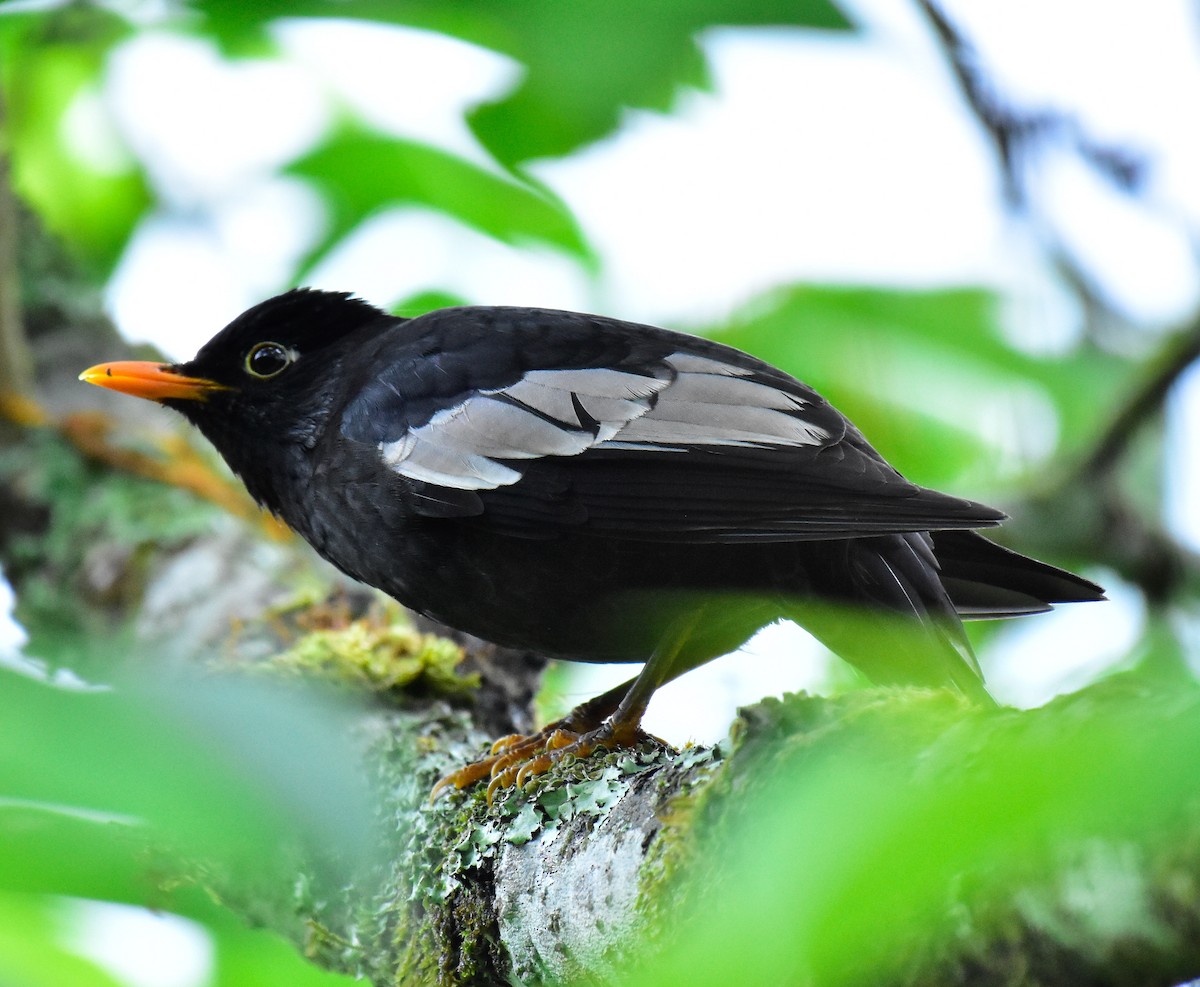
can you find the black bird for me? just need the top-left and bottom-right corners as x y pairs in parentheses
(81, 289), (1104, 794)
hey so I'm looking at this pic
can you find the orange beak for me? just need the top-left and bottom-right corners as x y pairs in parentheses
(78, 361), (228, 403)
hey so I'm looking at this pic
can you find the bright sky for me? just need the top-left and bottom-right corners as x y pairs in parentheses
(10, 1), (1200, 982)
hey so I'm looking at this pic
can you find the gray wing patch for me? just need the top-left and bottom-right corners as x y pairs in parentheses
(379, 351), (830, 490)
(615, 354), (829, 449)
(380, 367), (671, 489)
(505, 370), (660, 439)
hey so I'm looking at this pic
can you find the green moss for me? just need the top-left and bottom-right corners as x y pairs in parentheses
(630, 744), (724, 941)
(262, 600), (480, 698)
(1, 427), (217, 558)
(0, 427), (220, 669)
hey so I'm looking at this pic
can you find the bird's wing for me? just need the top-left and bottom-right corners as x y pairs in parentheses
(338, 308), (1004, 541)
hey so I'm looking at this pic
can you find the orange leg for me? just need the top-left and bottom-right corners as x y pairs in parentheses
(431, 608), (703, 800)
(430, 675), (643, 800)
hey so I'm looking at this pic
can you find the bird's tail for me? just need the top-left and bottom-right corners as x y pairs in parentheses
(931, 530), (1106, 619)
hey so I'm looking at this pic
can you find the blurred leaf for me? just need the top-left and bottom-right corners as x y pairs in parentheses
(192, 0), (851, 165)
(0, 8), (151, 276)
(187, 893), (360, 987)
(712, 285), (1124, 490)
(0, 805), (148, 904)
(0, 665), (375, 900)
(0, 893), (125, 987)
(628, 682), (1200, 986)
(0, 890), (361, 987)
(463, 0), (852, 166)
(390, 289), (471, 317)
(288, 129), (593, 276)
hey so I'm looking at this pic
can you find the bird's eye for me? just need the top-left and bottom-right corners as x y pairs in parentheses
(244, 342), (295, 379)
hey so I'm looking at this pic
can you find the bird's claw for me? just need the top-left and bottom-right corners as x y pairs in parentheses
(431, 719), (658, 803)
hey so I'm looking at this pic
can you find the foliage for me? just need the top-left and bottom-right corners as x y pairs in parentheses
(628, 681), (1200, 986)
(287, 127), (593, 279)
(714, 286), (1124, 489)
(0, 660), (374, 985)
(0, 0), (847, 284)
(191, 0), (850, 166)
(0, 6), (146, 275)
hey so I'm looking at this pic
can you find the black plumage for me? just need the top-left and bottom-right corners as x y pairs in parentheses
(81, 289), (1104, 791)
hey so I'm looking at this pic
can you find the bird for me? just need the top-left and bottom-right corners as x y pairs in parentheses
(81, 289), (1104, 796)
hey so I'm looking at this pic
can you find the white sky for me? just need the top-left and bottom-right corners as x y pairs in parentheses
(60, 900), (212, 987)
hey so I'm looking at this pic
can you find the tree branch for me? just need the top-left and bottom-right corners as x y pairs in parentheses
(1077, 313), (1200, 480)
(249, 678), (1200, 987)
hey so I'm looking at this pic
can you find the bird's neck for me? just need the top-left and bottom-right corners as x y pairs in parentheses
(186, 409), (318, 527)
(227, 437), (315, 528)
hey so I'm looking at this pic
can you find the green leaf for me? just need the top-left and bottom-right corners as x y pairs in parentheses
(0, 805), (147, 904)
(0, 893), (126, 987)
(0, 666), (376, 900)
(192, 0), (851, 165)
(390, 289), (472, 318)
(463, 0), (852, 166)
(0, 890), (360, 987)
(709, 285), (1124, 490)
(288, 129), (593, 276)
(0, 9), (151, 277)
(200, 896), (360, 986)
(627, 682), (1200, 986)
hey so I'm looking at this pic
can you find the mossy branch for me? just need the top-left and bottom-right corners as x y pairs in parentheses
(253, 676), (1200, 987)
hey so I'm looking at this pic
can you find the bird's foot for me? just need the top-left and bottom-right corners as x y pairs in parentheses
(431, 717), (659, 802)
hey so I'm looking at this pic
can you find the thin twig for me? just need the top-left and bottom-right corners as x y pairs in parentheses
(1080, 314), (1200, 478)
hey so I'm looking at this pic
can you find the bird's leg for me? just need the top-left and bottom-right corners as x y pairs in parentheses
(483, 674), (638, 755)
(432, 608), (702, 801)
(429, 675), (636, 800)
(497, 610), (703, 794)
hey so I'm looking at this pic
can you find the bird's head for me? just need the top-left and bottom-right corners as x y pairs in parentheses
(80, 288), (392, 502)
